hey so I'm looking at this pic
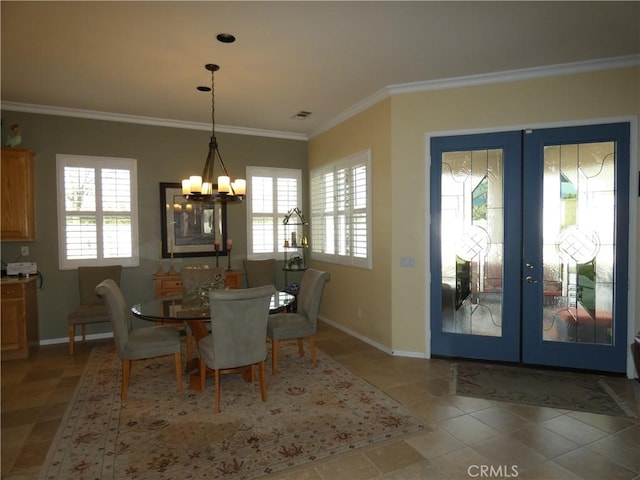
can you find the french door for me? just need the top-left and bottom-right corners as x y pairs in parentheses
(430, 123), (630, 373)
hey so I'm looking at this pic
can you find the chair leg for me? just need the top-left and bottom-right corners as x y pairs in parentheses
(121, 359), (131, 400)
(259, 361), (267, 402)
(199, 357), (206, 391)
(297, 338), (305, 356)
(310, 336), (317, 367)
(214, 369), (221, 413)
(185, 332), (193, 363)
(272, 339), (279, 375)
(68, 325), (75, 355)
(174, 352), (183, 393)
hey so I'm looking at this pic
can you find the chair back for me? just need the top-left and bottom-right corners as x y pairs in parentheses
(95, 278), (132, 358)
(243, 259), (276, 288)
(181, 265), (226, 307)
(297, 269), (330, 327)
(78, 265), (123, 306)
(207, 285), (276, 369)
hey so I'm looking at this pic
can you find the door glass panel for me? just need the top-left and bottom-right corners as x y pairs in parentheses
(542, 142), (615, 345)
(441, 149), (504, 336)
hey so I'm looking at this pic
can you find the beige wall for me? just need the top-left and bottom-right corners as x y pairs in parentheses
(308, 99), (393, 349)
(310, 67), (639, 366)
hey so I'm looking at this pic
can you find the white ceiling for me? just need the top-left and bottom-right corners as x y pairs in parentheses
(2, 1), (639, 139)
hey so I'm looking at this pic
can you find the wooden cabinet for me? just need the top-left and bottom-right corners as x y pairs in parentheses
(1, 148), (36, 241)
(153, 270), (244, 297)
(1, 277), (39, 360)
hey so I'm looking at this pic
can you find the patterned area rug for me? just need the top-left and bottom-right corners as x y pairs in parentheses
(39, 343), (428, 479)
(452, 362), (636, 418)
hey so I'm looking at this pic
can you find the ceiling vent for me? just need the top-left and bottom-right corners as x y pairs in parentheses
(292, 110), (312, 120)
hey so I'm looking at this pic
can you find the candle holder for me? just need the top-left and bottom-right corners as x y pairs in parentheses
(227, 249), (232, 271)
(215, 250), (219, 267)
(167, 240), (177, 274)
(167, 257), (177, 275)
(155, 241), (165, 274)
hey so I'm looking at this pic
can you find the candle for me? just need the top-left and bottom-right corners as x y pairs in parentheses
(159, 240), (162, 260)
(170, 239), (174, 259)
(227, 238), (233, 250)
(218, 175), (230, 193)
(232, 179), (246, 195)
(189, 175), (202, 194)
(214, 239), (220, 251)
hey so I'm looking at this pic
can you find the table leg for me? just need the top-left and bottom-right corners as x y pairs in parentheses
(185, 320), (209, 390)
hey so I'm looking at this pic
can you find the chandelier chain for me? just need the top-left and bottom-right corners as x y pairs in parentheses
(211, 69), (216, 137)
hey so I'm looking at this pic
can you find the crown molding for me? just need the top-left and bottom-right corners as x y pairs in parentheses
(3, 55), (638, 142)
(0, 102), (308, 142)
(308, 55), (640, 139)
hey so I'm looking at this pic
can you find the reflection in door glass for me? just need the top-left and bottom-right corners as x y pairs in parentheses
(542, 142), (615, 345)
(441, 150), (503, 337)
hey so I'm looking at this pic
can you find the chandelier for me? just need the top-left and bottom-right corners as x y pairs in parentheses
(182, 64), (246, 203)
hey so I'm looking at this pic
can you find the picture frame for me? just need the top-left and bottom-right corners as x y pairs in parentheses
(159, 182), (228, 258)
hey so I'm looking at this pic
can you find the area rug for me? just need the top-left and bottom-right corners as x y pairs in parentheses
(39, 343), (428, 480)
(452, 362), (636, 418)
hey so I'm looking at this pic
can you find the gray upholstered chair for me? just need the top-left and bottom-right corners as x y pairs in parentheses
(95, 279), (183, 400)
(198, 285), (276, 412)
(67, 265), (123, 355)
(267, 269), (330, 375)
(243, 259), (276, 288)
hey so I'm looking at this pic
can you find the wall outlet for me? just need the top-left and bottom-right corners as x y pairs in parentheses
(20, 246), (29, 256)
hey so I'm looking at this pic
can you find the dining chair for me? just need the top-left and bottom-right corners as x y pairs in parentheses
(243, 259), (276, 288)
(267, 269), (330, 375)
(95, 279), (183, 400)
(198, 285), (276, 412)
(67, 265), (123, 355)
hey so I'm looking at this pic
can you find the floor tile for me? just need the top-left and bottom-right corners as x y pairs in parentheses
(541, 414), (610, 445)
(439, 414), (501, 444)
(362, 440), (425, 473)
(554, 446), (637, 479)
(506, 424), (580, 459)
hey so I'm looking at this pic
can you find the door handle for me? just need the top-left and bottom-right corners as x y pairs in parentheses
(525, 276), (539, 284)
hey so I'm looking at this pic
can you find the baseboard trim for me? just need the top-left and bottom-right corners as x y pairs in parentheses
(319, 316), (426, 359)
(40, 332), (114, 346)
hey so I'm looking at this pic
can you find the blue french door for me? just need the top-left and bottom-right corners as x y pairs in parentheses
(430, 123), (630, 373)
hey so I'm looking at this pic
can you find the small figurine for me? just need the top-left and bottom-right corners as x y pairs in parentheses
(6, 124), (22, 147)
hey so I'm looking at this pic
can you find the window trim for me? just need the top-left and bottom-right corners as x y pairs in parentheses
(246, 166), (302, 260)
(311, 148), (372, 269)
(56, 154), (139, 269)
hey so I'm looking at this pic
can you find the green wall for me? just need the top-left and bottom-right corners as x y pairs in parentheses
(0, 111), (307, 340)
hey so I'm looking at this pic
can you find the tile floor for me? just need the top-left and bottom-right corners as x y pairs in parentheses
(2, 322), (639, 479)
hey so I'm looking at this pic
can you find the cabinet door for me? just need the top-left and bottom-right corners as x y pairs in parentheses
(1, 148), (36, 241)
(1, 298), (26, 352)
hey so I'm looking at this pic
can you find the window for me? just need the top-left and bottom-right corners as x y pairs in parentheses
(311, 149), (372, 268)
(246, 166), (302, 259)
(56, 154), (139, 269)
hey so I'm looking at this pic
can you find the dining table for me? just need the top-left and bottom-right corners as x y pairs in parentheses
(131, 290), (295, 390)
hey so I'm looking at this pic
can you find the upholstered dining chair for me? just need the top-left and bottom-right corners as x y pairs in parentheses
(95, 279), (183, 400)
(198, 285), (276, 412)
(67, 265), (123, 355)
(267, 269), (330, 375)
(243, 259), (276, 288)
